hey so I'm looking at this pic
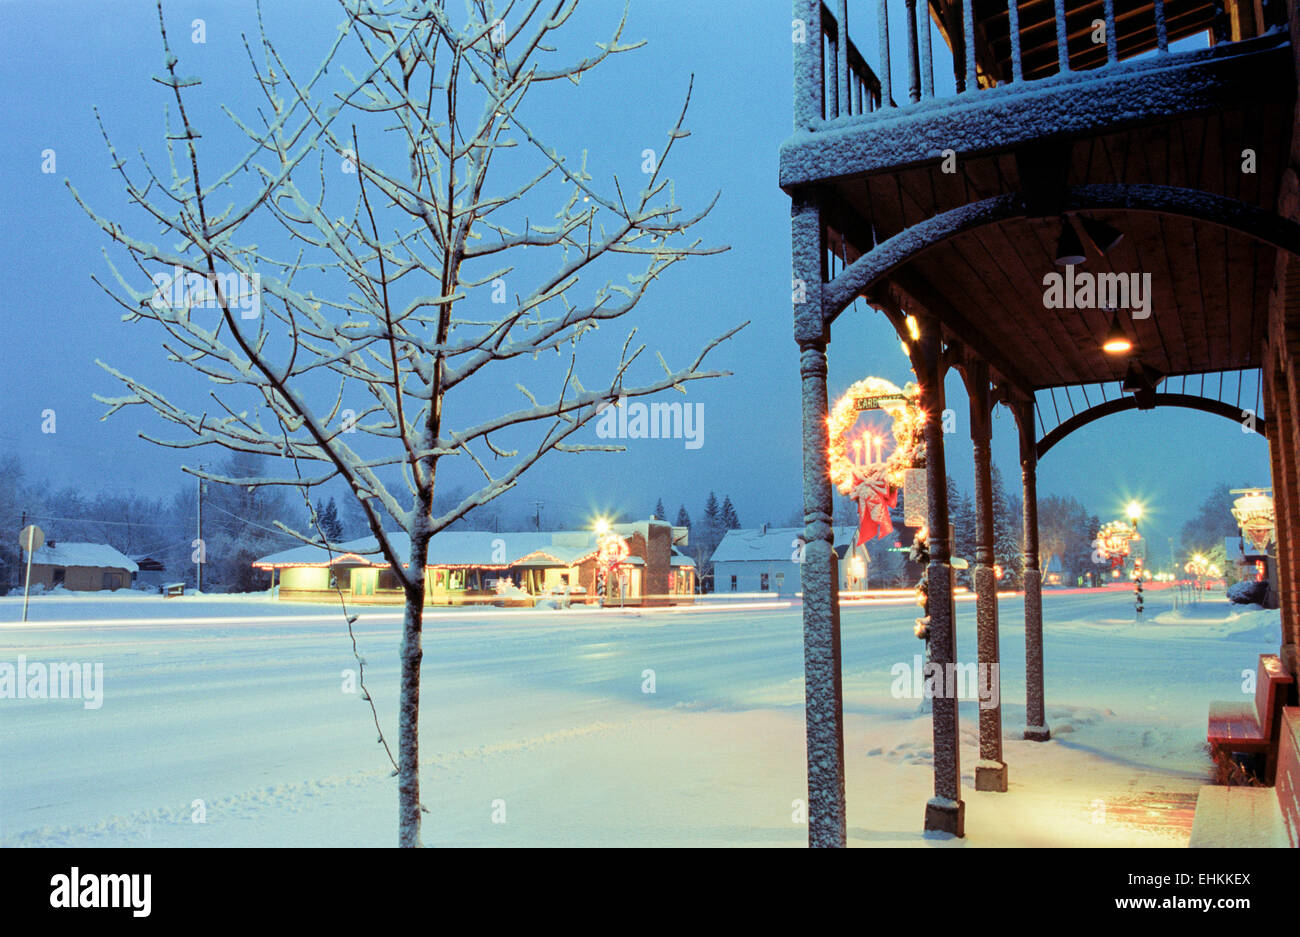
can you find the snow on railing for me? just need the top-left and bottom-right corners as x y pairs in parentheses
(796, 0), (1280, 129)
(820, 0), (885, 117)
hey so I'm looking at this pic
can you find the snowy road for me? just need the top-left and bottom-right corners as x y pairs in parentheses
(0, 588), (1280, 846)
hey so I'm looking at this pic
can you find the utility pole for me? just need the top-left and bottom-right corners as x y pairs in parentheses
(532, 500), (544, 532)
(17, 509), (25, 591)
(196, 466), (205, 593)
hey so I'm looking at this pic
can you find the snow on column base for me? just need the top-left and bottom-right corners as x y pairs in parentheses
(974, 760), (1008, 792)
(924, 796), (965, 837)
(1023, 724), (1051, 742)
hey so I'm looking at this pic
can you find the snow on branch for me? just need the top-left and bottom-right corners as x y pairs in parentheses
(79, 0), (739, 574)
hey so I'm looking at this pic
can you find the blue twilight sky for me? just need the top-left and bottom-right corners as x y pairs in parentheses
(0, 0), (1271, 558)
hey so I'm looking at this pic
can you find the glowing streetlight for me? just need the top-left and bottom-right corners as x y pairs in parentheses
(1126, 501), (1143, 523)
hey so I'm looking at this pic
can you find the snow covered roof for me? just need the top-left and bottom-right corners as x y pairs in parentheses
(253, 530), (601, 570)
(670, 548), (695, 568)
(29, 542), (139, 573)
(710, 526), (860, 564)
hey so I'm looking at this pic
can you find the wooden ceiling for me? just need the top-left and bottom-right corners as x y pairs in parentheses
(824, 93), (1292, 390)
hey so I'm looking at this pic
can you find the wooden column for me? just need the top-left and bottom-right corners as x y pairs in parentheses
(1016, 401), (1050, 741)
(1263, 346), (1294, 643)
(1283, 331), (1300, 671)
(968, 363), (1007, 791)
(905, 0), (921, 104)
(916, 315), (964, 835)
(794, 0), (824, 129)
(1274, 348), (1300, 675)
(792, 190), (846, 847)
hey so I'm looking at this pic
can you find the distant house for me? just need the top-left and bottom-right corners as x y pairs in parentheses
(252, 518), (694, 607)
(26, 542), (139, 592)
(710, 526), (862, 595)
(130, 555), (168, 590)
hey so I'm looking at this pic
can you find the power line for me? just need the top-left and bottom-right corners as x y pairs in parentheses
(203, 501), (301, 540)
(17, 512), (192, 529)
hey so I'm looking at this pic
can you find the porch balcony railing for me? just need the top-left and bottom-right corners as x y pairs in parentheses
(798, 0), (1290, 127)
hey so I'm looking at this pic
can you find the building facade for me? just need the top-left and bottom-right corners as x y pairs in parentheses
(711, 526), (864, 594)
(786, 0), (1300, 843)
(24, 542), (139, 592)
(253, 519), (694, 607)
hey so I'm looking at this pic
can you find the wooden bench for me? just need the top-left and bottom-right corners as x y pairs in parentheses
(161, 581), (187, 598)
(1191, 707), (1300, 847)
(1206, 654), (1295, 785)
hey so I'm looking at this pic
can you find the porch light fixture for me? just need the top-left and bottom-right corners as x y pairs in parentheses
(1121, 359), (1145, 391)
(1078, 215), (1124, 254)
(1102, 310), (1132, 354)
(1054, 215), (1087, 267)
(1121, 358), (1162, 409)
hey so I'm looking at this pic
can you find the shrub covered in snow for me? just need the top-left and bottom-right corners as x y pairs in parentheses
(1226, 579), (1268, 605)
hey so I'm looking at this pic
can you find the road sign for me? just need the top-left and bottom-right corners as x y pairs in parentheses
(854, 393), (906, 411)
(19, 524), (44, 553)
(18, 524), (44, 623)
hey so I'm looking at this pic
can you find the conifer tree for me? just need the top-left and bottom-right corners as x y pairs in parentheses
(720, 495), (741, 530)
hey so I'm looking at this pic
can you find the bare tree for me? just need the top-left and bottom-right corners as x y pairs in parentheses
(72, 0), (741, 846)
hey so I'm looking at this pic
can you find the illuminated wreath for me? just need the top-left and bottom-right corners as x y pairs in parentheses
(828, 377), (925, 545)
(828, 377), (925, 491)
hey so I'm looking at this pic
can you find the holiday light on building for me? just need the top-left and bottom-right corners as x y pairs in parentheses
(1230, 488), (1275, 555)
(593, 518), (629, 606)
(1094, 519), (1139, 566)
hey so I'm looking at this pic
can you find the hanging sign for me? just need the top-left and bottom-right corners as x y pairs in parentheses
(902, 469), (928, 527)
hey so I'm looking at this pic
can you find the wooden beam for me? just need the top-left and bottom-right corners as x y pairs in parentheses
(885, 266), (1037, 398)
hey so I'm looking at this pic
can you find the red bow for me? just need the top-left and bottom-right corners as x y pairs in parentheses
(850, 466), (898, 546)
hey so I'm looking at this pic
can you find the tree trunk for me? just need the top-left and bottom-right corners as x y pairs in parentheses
(398, 538), (428, 847)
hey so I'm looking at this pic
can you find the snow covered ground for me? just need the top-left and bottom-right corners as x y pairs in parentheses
(0, 586), (1281, 847)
